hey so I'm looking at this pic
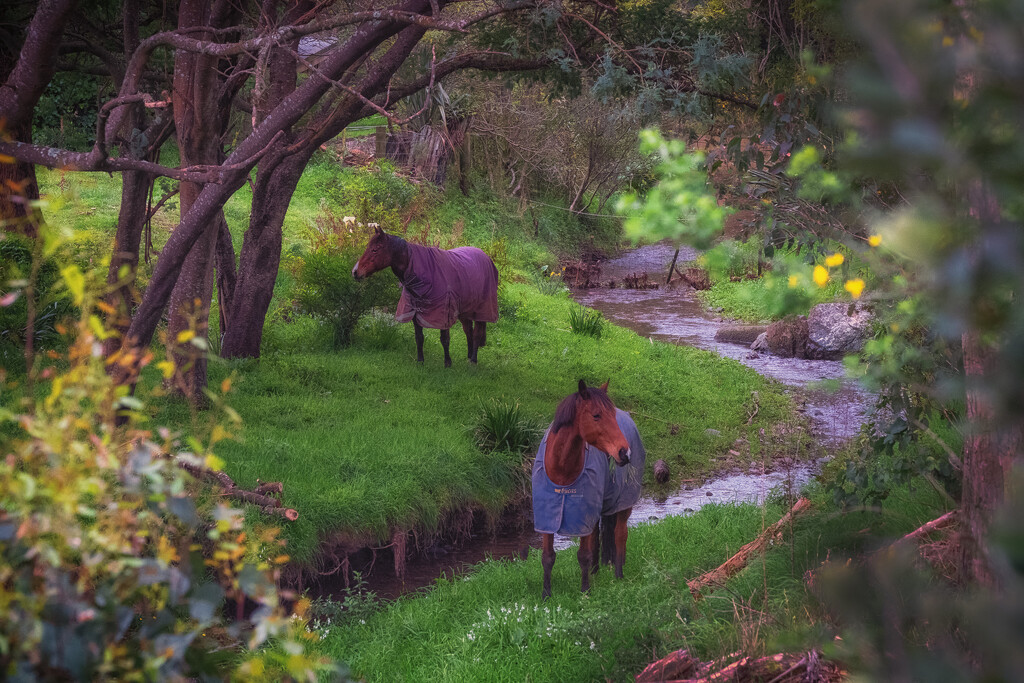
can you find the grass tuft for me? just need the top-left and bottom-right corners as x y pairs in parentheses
(474, 399), (544, 455)
(567, 304), (604, 338)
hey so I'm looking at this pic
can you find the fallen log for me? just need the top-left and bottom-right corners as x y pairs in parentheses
(805, 509), (959, 590)
(636, 648), (842, 683)
(890, 509), (958, 549)
(687, 498), (811, 600)
(254, 480), (285, 496)
(179, 461), (299, 521)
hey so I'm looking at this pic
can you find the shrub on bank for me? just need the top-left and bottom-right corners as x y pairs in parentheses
(0, 276), (337, 681)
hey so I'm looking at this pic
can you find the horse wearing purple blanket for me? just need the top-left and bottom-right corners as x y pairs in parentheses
(352, 226), (499, 366)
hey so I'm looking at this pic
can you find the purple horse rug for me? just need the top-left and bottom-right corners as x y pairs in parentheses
(395, 243), (499, 329)
(532, 409), (647, 537)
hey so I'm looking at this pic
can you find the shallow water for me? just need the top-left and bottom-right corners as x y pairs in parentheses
(573, 242), (872, 447)
(307, 243), (871, 600)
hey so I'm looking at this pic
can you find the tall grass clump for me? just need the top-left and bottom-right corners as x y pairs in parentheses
(474, 399), (543, 455)
(568, 304), (604, 338)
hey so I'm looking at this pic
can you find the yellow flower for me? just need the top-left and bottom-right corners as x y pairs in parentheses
(825, 253), (844, 268)
(942, 35), (954, 47)
(845, 278), (865, 299)
(788, 275), (799, 288)
(868, 234), (882, 247)
(813, 265), (829, 287)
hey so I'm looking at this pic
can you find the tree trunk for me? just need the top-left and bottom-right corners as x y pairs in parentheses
(165, 0), (232, 402)
(0, 119), (41, 236)
(219, 153), (305, 358)
(0, 0), (76, 236)
(958, 179), (1024, 586)
(215, 217), (237, 342)
(114, 0), (434, 388)
(220, 13), (428, 359)
(104, 168), (153, 353)
(958, 330), (1022, 586)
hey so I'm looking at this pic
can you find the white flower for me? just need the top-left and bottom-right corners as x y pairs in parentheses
(590, 641), (597, 650)
(343, 216), (356, 225)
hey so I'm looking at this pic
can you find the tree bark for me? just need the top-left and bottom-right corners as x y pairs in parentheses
(0, 0), (77, 235)
(0, 119), (41, 235)
(220, 17), (431, 359)
(215, 217), (237, 341)
(958, 330), (1022, 586)
(166, 0), (234, 401)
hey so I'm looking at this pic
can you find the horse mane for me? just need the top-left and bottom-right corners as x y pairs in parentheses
(551, 385), (614, 435)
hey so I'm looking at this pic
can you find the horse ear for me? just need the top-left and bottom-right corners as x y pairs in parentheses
(600, 380), (609, 392)
(577, 379), (590, 399)
(374, 225), (384, 236)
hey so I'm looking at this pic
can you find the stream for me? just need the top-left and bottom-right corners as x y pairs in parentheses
(309, 242), (872, 600)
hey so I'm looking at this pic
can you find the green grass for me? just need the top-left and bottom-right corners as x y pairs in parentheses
(36, 147), (797, 567)
(312, 483), (947, 682)
(146, 283), (793, 563)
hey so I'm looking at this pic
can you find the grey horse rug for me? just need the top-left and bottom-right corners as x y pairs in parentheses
(532, 409), (646, 536)
(395, 243), (499, 329)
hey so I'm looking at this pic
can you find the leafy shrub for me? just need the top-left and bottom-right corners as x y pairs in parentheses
(309, 573), (380, 637)
(312, 162), (418, 224)
(474, 399), (543, 455)
(568, 304), (604, 338)
(293, 212), (400, 349)
(0, 284), (338, 680)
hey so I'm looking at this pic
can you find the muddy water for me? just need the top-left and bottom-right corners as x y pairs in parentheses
(308, 243), (870, 601)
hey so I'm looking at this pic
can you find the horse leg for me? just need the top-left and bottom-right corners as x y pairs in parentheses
(578, 533), (595, 593)
(440, 328), (452, 368)
(414, 322), (425, 363)
(600, 514), (615, 566)
(461, 319), (477, 363)
(475, 321), (487, 347)
(541, 533), (555, 599)
(614, 508), (631, 579)
(591, 524), (601, 575)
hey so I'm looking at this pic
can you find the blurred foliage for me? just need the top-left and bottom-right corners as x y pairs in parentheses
(818, 472), (1024, 681)
(0, 244), (341, 680)
(617, 130), (729, 249)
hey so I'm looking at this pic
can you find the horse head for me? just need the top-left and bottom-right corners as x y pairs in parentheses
(566, 380), (631, 467)
(352, 225), (397, 280)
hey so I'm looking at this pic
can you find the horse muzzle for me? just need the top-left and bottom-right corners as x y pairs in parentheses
(615, 447), (630, 467)
(351, 263), (364, 281)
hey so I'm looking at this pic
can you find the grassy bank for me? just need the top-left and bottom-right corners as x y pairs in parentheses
(147, 281), (794, 563)
(37, 155), (800, 566)
(313, 484), (947, 682)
